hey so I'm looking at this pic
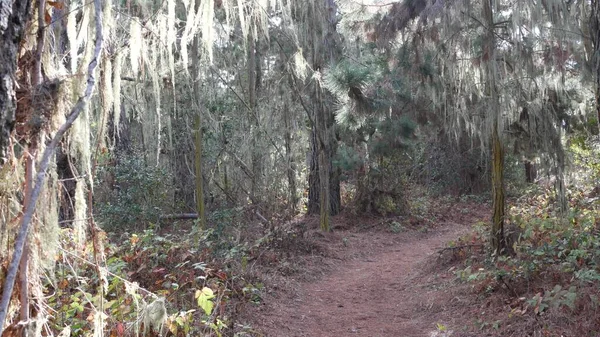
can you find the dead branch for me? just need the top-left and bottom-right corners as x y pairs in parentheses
(160, 213), (199, 220)
(0, 0), (103, 332)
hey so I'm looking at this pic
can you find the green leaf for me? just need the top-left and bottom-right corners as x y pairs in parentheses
(196, 287), (216, 315)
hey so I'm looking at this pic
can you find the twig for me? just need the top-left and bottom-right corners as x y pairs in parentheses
(0, 0), (103, 332)
(255, 210), (270, 226)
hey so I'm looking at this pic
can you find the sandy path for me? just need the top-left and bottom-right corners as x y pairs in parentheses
(252, 223), (473, 337)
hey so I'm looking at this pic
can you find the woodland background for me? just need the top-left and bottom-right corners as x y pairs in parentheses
(1, 0), (600, 335)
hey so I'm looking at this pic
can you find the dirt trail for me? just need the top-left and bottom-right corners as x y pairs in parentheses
(250, 214), (481, 337)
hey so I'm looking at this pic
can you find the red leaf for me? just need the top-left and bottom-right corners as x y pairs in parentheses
(215, 271), (227, 281)
(45, 10), (52, 25)
(116, 322), (125, 336)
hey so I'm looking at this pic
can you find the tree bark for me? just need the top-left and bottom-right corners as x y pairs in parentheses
(191, 0), (206, 230)
(283, 102), (298, 211)
(0, 0), (33, 165)
(194, 115), (206, 229)
(0, 0), (33, 330)
(248, 32), (262, 204)
(491, 125), (506, 255)
(18, 2), (48, 326)
(524, 160), (537, 183)
(483, 0), (506, 255)
(307, 0), (341, 224)
(592, 0), (600, 136)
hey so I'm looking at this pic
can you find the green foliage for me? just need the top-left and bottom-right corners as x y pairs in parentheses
(325, 53), (414, 131)
(503, 154), (530, 197)
(95, 154), (172, 231)
(334, 143), (363, 174)
(526, 285), (577, 314)
(569, 134), (600, 187)
(195, 287), (216, 315)
(370, 116), (416, 157)
(47, 231), (151, 336)
(452, 183), (599, 328)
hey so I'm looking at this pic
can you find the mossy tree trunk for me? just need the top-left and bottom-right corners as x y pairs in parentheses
(283, 101), (298, 211)
(491, 124), (506, 255)
(483, 0), (506, 255)
(592, 0), (600, 136)
(248, 32), (262, 205)
(307, 0), (341, 230)
(194, 114), (206, 229)
(191, 0), (205, 230)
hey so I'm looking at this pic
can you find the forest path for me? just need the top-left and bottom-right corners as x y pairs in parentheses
(250, 204), (487, 337)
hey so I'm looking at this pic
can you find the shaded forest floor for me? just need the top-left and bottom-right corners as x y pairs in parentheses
(240, 201), (491, 336)
(100, 191), (599, 337)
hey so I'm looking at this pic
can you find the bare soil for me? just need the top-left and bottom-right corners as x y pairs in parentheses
(244, 202), (489, 337)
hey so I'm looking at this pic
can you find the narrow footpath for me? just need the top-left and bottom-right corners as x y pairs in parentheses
(250, 207), (487, 337)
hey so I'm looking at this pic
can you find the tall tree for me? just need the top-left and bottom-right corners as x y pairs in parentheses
(0, 0), (104, 330)
(353, 0), (583, 252)
(192, 0), (206, 230)
(248, 28), (263, 204)
(306, 0), (342, 230)
(481, 0), (506, 255)
(592, 0), (600, 135)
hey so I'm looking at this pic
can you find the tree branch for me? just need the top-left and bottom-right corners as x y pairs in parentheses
(0, 0), (103, 332)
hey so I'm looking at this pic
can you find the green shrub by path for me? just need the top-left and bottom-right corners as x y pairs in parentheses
(95, 154), (172, 232)
(449, 183), (600, 335)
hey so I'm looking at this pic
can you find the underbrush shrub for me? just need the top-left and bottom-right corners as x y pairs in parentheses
(412, 133), (490, 196)
(504, 153), (530, 197)
(335, 116), (414, 215)
(95, 154), (172, 232)
(569, 134), (600, 193)
(348, 155), (410, 215)
(448, 185), (600, 334)
(107, 225), (267, 336)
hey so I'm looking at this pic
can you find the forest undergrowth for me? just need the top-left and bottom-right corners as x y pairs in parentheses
(32, 177), (599, 337)
(439, 184), (600, 336)
(36, 184), (469, 337)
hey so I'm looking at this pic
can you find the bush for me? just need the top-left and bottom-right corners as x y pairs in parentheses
(95, 154), (172, 231)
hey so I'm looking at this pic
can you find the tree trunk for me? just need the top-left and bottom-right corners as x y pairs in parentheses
(0, 0), (33, 165)
(308, 131), (320, 214)
(524, 160), (537, 183)
(307, 0), (341, 225)
(307, 99), (341, 220)
(315, 89), (331, 231)
(483, 0), (506, 255)
(283, 102), (298, 211)
(592, 0), (600, 136)
(0, 0), (33, 328)
(191, 0), (206, 230)
(194, 115), (206, 229)
(491, 125), (506, 255)
(0, 0), (104, 330)
(248, 33), (262, 205)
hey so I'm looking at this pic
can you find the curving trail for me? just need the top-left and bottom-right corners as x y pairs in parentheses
(249, 209), (486, 337)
